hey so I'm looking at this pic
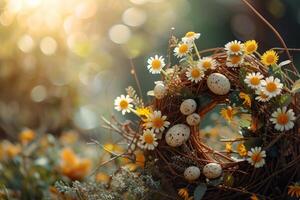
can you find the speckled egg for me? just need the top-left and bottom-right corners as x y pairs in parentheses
(186, 113), (201, 126)
(165, 124), (190, 147)
(154, 82), (166, 99)
(207, 73), (230, 95)
(184, 166), (201, 181)
(180, 99), (197, 115)
(203, 163), (222, 179)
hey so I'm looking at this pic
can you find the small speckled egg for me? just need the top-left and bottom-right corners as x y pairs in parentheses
(180, 99), (197, 115)
(165, 124), (190, 147)
(186, 113), (201, 126)
(154, 82), (166, 99)
(184, 166), (201, 181)
(203, 163), (222, 179)
(207, 73), (230, 95)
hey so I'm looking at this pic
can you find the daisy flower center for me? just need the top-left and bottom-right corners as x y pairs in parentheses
(179, 44), (188, 54)
(152, 117), (164, 128)
(251, 153), (262, 163)
(185, 32), (195, 38)
(250, 77), (260, 85)
(144, 134), (154, 144)
(266, 55), (275, 64)
(202, 61), (212, 69)
(231, 56), (241, 64)
(266, 82), (277, 92)
(230, 44), (241, 52)
(151, 59), (161, 70)
(277, 113), (289, 125)
(191, 68), (201, 78)
(119, 100), (129, 109)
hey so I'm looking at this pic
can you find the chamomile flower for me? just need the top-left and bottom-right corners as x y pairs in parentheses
(186, 65), (205, 83)
(198, 57), (218, 70)
(225, 40), (244, 55)
(244, 40), (258, 55)
(182, 31), (201, 43)
(244, 72), (264, 89)
(247, 147), (266, 168)
(261, 76), (283, 98)
(114, 95), (133, 115)
(288, 183), (300, 198)
(270, 107), (296, 131)
(144, 110), (170, 133)
(174, 42), (192, 58)
(147, 55), (166, 74)
(138, 129), (158, 150)
(261, 50), (279, 66)
(255, 89), (271, 102)
(226, 55), (244, 67)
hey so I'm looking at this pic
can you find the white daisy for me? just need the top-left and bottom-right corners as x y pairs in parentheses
(247, 147), (266, 168)
(261, 76), (283, 98)
(186, 65), (205, 83)
(225, 40), (244, 55)
(138, 129), (158, 150)
(182, 31), (201, 43)
(147, 55), (166, 74)
(198, 57), (218, 71)
(174, 42), (192, 58)
(226, 55), (244, 67)
(244, 72), (264, 89)
(255, 89), (271, 102)
(114, 95), (133, 115)
(270, 107), (296, 131)
(144, 110), (170, 133)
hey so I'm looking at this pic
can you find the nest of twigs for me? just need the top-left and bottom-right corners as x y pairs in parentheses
(148, 50), (300, 200)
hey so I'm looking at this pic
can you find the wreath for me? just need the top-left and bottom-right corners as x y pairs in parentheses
(108, 29), (300, 200)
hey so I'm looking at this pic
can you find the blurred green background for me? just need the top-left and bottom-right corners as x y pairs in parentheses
(0, 0), (299, 140)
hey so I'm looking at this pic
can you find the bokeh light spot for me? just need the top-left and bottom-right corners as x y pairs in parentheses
(74, 106), (98, 130)
(109, 24), (131, 44)
(31, 85), (47, 102)
(18, 34), (35, 53)
(122, 7), (147, 27)
(40, 37), (57, 55)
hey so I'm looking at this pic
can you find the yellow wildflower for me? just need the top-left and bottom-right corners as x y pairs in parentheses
(239, 92), (251, 107)
(95, 172), (110, 184)
(1, 141), (21, 159)
(261, 50), (279, 66)
(220, 106), (237, 122)
(59, 131), (79, 145)
(178, 188), (190, 200)
(250, 194), (259, 200)
(19, 129), (36, 144)
(237, 143), (247, 157)
(136, 107), (151, 117)
(103, 143), (124, 154)
(225, 142), (233, 153)
(244, 40), (258, 54)
(60, 148), (92, 180)
(288, 183), (300, 198)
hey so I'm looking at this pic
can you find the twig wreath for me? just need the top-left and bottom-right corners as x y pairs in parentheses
(104, 1), (300, 200)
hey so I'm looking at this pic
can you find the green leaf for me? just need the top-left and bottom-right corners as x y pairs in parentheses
(291, 79), (300, 93)
(194, 183), (207, 200)
(276, 94), (292, 106)
(239, 115), (252, 128)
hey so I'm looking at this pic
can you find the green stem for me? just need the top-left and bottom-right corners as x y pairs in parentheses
(193, 41), (201, 60)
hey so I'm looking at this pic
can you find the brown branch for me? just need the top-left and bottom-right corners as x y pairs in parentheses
(241, 0), (299, 75)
